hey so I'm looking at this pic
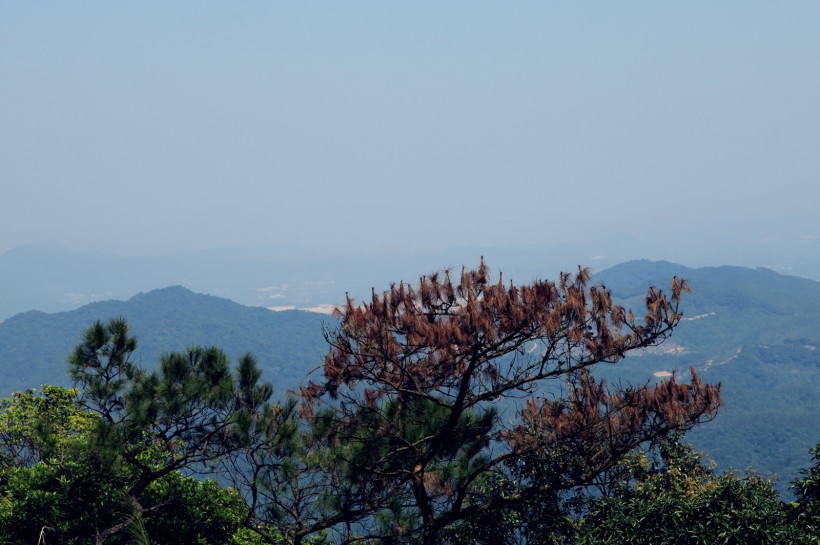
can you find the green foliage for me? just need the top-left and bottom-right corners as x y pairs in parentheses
(0, 462), (257, 545)
(0, 385), (96, 469)
(343, 395), (495, 486)
(142, 474), (251, 545)
(438, 473), (576, 545)
(791, 444), (820, 536)
(578, 439), (816, 545)
(58, 318), (275, 544)
(230, 528), (269, 545)
(582, 475), (802, 544)
(0, 381), (259, 545)
(0, 386), (115, 544)
(793, 444), (820, 503)
(0, 463), (72, 544)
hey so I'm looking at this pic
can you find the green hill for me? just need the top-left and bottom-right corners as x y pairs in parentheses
(595, 260), (820, 496)
(0, 286), (331, 397)
(596, 260), (820, 361)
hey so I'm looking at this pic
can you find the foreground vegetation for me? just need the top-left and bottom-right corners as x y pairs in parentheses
(0, 262), (817, 544)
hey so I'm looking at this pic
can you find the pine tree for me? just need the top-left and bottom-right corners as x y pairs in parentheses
(68, 318), (272, 545)
(249, 260), (721, 545)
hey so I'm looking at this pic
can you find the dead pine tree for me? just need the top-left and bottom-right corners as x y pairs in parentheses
(254, 260), (720, 545)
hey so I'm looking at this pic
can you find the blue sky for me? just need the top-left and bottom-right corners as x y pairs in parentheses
(2, 2), (819, 259)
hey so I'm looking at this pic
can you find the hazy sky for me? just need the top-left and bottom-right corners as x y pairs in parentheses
(2, 2), (819, 258)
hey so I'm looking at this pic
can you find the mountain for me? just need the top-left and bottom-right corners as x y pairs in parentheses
(0, 245), (352, 321)
(8, 240), (819, 323)
(1, 261), (818, 497)
(596, 260), (820, 361)
(0, 286), (332, 397)
(595, 261), (820, 496)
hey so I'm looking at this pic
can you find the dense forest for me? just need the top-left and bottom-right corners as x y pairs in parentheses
(1, 262), (818, 544)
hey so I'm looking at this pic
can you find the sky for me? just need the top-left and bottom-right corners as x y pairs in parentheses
(2, 2), (820, 261)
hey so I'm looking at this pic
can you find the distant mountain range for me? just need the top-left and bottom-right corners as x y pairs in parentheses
(0, 244), (351, 321)
(0, 260), (818, 496)
(5, 241), (820, 322)
(0, 286), (331, 397)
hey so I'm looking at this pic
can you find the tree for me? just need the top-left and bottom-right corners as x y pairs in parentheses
(791, 444), (820, 537)
(578, 437), (813, 545)
(0, 385), (255, 545)
(0, 385), (96, 469)
(141, 473), (258, 545)
(67, 318), (272, 545)
(0, 386), (101, 544)
(245, 260), (721, 544)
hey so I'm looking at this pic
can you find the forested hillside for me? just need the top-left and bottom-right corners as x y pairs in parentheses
(0, 286), (330, 397)
(595, 261), (820, 495)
